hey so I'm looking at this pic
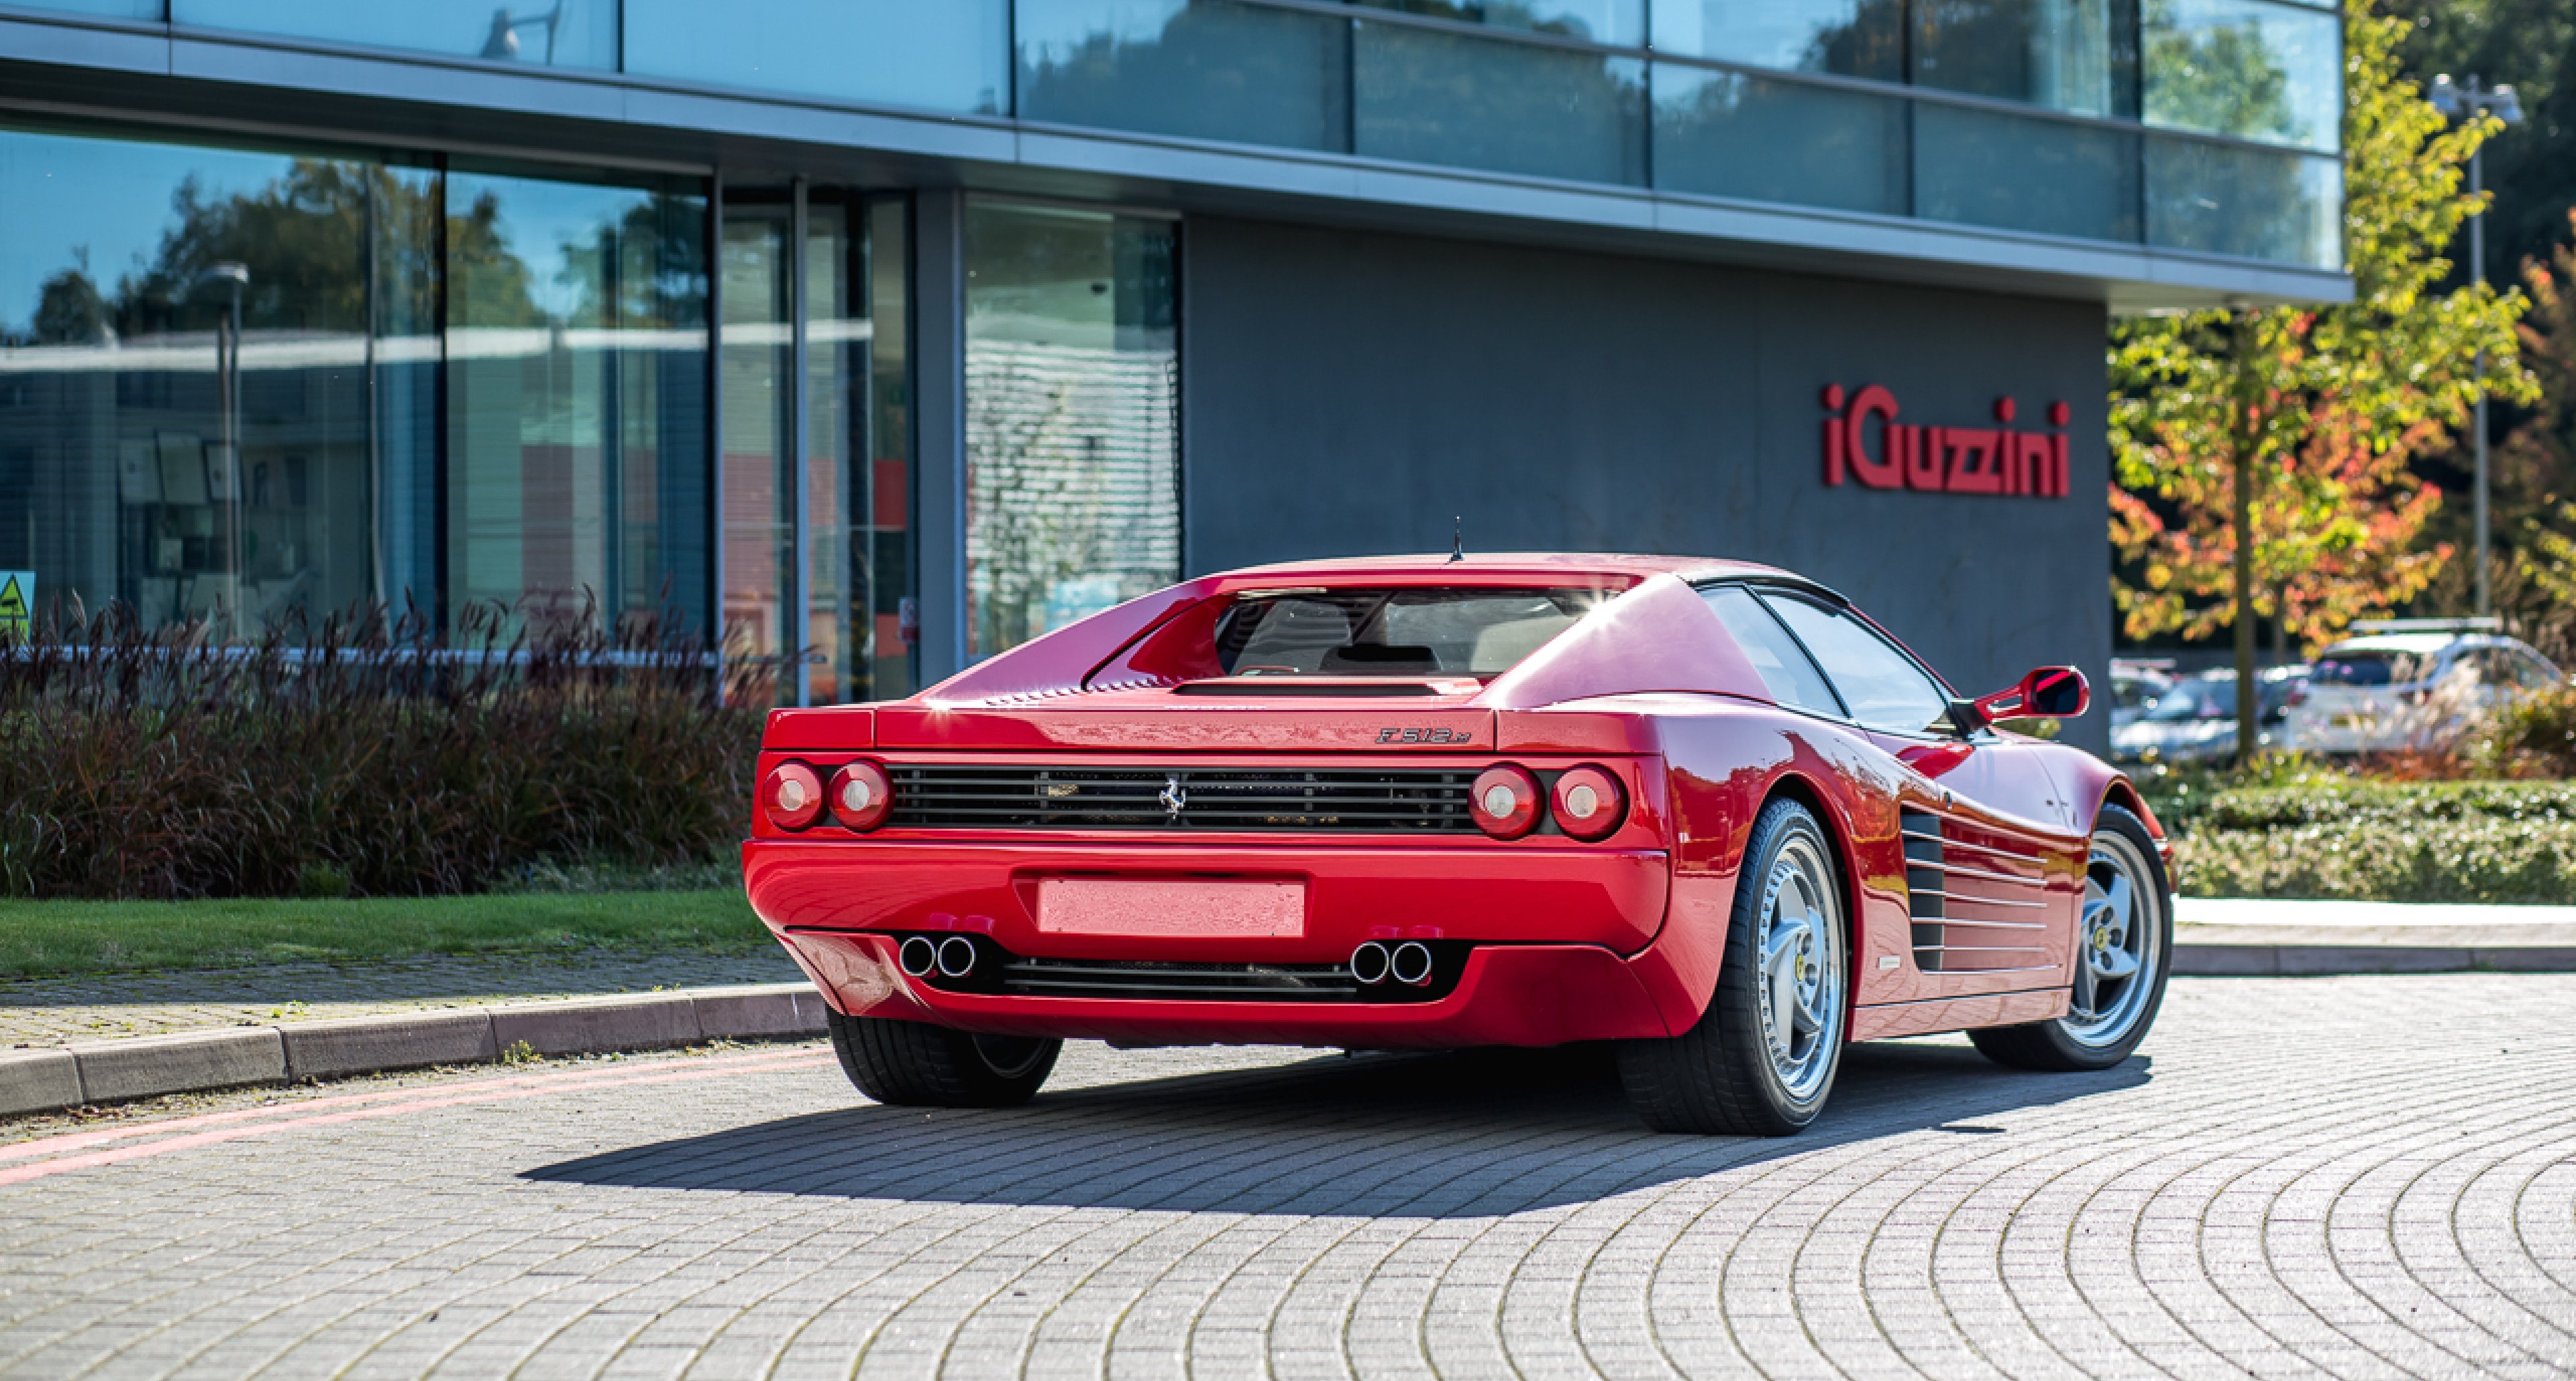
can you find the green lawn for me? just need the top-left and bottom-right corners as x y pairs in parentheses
(0, 889), (767, 979)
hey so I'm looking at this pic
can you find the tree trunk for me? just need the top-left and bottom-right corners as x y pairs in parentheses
(2233, 315), (2260, 764)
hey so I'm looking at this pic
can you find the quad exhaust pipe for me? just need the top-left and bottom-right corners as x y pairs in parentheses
(1349, 939), (1435, 988)
(898, 935), (981, 980)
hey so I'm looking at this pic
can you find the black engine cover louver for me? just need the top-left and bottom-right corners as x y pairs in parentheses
(884, 765), (1478, 833)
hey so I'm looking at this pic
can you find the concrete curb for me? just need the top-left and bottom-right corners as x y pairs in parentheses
(1, 983), (831, 1119)
(2174, 943), (2576, 976)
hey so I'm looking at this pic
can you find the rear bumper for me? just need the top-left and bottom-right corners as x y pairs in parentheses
(776, 929), (1674, 1047)
(743, 837), (1698, 1047)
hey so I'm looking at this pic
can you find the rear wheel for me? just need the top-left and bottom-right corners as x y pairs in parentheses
(1617, 798), (1847, 1136)
(1969, 805), (2171, 1072)
(826, 1011), (1061, 1108)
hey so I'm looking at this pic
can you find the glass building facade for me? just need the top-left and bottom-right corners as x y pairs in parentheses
(0, 0), (2344, 703)
(13, 0), (2343, 269)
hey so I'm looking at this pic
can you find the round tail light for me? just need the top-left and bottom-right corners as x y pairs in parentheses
(829, 760), (894, 830)
(1470, 764), (1542, 839)
(1550, 764), (1627, 841)
(762, 762), (824, 831)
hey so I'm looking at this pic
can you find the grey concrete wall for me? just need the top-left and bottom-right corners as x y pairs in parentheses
(1181, 216), (2113, 752)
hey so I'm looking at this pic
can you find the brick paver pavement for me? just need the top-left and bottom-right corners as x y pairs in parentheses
(0, 950), (802, 1049)
(1, 974), (2572, 1378)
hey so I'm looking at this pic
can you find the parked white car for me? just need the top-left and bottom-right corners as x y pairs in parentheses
(2110, 664), (2309, 764)
(2282, 623), (2565, 756)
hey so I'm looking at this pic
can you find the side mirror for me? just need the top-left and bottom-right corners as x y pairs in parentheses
(1973, 666), (2090, 723)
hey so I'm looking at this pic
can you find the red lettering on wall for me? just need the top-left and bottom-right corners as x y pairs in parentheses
(1949, 430), (2002, 494)
(1907, 425), (1946, 491)
(1819, 384), (2070, 501)
(1842, 385), (1902, 489)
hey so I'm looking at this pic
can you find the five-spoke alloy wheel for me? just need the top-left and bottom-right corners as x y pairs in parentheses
(1619, 798), (1849, 1136)
(1971, 804), (2173, 1072)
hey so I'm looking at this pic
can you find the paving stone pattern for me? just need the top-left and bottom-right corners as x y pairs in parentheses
(1, 976), (2573, 1378)
(0, 951), (802, 1049)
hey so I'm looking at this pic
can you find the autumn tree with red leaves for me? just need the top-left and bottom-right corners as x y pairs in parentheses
(2110, 0), (2534, 760)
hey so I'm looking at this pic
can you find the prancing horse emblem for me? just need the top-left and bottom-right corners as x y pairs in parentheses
(1159, 774), (1187, 819)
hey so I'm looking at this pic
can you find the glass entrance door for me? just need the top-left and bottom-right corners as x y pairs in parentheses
(719, 188), (912, 706)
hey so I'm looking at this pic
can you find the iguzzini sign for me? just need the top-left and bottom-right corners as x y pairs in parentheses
(1819, 383), (2072, 498)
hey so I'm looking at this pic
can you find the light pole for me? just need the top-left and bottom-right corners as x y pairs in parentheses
(2428, 74), (2524, 619)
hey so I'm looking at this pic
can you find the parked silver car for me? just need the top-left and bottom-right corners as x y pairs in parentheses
(2283, 622), (2563, 756)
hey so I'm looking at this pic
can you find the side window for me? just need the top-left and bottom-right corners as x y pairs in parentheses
(1760, 593), (1953, 735)
(2520, 651), (2565, 688)
(1701, 586), (1843, 717)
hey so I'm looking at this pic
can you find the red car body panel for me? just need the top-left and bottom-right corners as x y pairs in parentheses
(743, 555), (2161, 1051)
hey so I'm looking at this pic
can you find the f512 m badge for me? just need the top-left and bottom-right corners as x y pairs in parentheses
(1377, 727), (1472, 744)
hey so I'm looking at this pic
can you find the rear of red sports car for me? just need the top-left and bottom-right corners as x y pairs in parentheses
(743, 558), (1737, 1055)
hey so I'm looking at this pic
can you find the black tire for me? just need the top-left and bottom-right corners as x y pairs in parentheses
(826, 1011), (1061, 1108)
(1969, 804), (2172, 1072)
(1617, 797), (1849, 1136)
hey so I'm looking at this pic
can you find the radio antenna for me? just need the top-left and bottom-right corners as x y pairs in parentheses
(1448, 516), (1464, 564)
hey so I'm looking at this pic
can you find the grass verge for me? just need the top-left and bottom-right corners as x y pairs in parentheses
(0, 888), (765, 980)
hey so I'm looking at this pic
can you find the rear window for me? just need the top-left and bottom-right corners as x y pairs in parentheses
(2311, 651), (2428, 686)
(1213, 586), (1614, 678)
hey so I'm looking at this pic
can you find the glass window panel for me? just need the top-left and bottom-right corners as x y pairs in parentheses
(373, 164), (444, 617)
(0, 125), (392, 636)
(1701, 586), (1843, 716)
(860, 197), (914, 701)
(1650, 0), (1902, 82)
(625, 0), (1006, 116)
(445, 164), (708, 633)
(1355, 22), (1646, 186)
(720, 193), (911, 707)
(2145, 135), (2340, 268)
(15, 1), (162, 18)
(2143, 0), (2340, 152)
(964, 203), (1178, 660)
(173, 0), (616, 68)
(1915, 103), (2141, 242)
(1016, 0), (1350, 152)
(1654, 65), (1907, 214)
(1913, 0), (2138, 117)
(1760, 593), (1951, 733)
(718, 204), (796, 693)
(1354, 0), (1644, 48)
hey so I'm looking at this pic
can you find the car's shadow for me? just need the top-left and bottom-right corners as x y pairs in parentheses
(527, 1041), (2150, 1218)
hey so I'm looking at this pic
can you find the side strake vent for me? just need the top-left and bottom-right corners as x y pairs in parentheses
(1900, 809), (2055, 975)
(1902, 809), (1948, 971)
(885, 765), (1477, 832)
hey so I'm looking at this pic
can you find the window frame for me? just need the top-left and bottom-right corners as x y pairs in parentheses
(1698, 577), (1964, 739)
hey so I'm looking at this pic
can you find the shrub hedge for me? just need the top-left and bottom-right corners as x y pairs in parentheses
(2169, 778), (2576, 903)
(0, 601), (767, 901)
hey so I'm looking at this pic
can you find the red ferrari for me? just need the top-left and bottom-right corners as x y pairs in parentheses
(744, 554), (2174, 1136)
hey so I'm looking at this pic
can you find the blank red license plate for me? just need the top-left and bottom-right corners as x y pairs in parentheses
(1035, 878), (1305, 938)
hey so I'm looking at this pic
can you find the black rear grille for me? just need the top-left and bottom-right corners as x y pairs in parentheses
(999, 957), (1366, 1002)
(885, 765), (1477, 832)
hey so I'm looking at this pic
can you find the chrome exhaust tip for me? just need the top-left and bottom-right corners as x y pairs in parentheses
(898, 935), (938, 978)
(1391, 941), (1435, 987)
(1348, 941), (1391, 986)
(936, 935), (979, 978)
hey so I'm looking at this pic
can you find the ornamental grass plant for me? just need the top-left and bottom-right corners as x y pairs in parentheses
(0, 597), (770, 901)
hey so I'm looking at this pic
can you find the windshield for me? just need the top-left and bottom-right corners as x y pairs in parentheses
(1213, 586), (1613, 678)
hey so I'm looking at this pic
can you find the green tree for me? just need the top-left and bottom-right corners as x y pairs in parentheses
(2109, 0), (2535, 760)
